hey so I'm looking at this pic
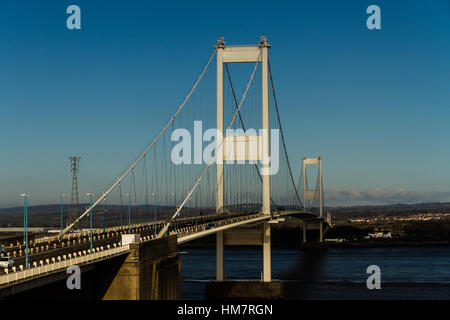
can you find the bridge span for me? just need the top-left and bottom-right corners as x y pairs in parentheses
(2, 36), (332, 299)
(0, 210), (329, 299)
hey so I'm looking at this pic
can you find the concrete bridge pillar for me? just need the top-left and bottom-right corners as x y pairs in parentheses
(263, 222), (271, 282)
(206, 222), (281, 299)
(303, 221), (307, 243)
(0, 236), (181, 300)
(302, 219), (325, 243)
(101, 235), (181, 300)
(216, 231), (224, 281)
(214, 223), (272, 283)
(319, 222), (323, 242)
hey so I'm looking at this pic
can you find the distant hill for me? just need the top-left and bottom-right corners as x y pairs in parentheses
(326, 202), (450, 220)
(329, 202), (450, 211)
(0, 204), (172, 215)
(0, 202), (449, 227)
(0, 204), (176, 228)
(3, 201), (450, 214)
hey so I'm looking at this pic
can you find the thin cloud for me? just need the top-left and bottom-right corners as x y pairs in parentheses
(325, 187), (450, 206)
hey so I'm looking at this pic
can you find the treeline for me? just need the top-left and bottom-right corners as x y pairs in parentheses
(324, 221), (450, 242)
(329, 202), (450, 220)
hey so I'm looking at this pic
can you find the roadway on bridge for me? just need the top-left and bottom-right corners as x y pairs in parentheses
(0, 210), (322, 275)
(0, 211), (260, 274)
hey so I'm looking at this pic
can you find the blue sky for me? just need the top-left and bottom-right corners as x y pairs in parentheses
(1, 0), (449, 208)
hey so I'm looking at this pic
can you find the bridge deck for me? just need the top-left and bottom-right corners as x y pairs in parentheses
(0, 211), (326, 289)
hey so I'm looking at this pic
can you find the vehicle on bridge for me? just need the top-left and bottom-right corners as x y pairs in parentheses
(205, 223), (216, 230)
(0, 257), (14, 268)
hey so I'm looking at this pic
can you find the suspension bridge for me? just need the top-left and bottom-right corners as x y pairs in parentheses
(0, 37), (331, 299)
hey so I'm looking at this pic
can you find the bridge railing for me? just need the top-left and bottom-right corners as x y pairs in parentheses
(16, 211), (259, 247)
(174, 213), (261, 238)
(0, 244), (130, 286)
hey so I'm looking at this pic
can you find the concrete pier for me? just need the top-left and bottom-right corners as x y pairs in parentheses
(205, 281), (283, 300)
(102, 235), (181, 300)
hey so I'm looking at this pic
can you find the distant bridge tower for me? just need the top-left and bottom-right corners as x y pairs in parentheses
(301, 156), (323, 218)
(69, 156), (81, 225)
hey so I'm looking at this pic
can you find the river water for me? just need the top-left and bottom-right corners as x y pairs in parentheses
(181, 246), (450, 299)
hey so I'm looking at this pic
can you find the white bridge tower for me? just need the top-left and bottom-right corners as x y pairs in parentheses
(215, 36), (272, 282)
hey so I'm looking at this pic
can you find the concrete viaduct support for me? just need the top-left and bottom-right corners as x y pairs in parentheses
(102, 236), (181, 300)
(209, 222), (281, 299)
(0, 236), (181, 300)
(216, 222), (272, 282)
(302, 219), (324, 243)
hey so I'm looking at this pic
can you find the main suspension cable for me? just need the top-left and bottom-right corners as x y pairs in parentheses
(62, 48), (218, 234)
(268, 60), (304, 209)
(224, 63), (279, 209)
(157, 52), (262, 238)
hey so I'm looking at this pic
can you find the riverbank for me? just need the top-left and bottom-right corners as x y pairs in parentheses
(180, 239), (450, 249)
(323, 240), (450, 248)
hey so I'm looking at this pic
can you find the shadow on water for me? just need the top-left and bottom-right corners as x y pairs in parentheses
(278, 247), (450, 300)
(181, 247), (329, 300)
(278, 248), (328, 299)
(182, 246), (450, 299)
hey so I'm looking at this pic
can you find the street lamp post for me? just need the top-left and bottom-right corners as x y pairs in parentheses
(195, 194), (198, 230)
(119, 187), (124, 226)
(59, 193), (65, 239)
(152, 192), (157, 237)
(123, 193), (131, 234)
(103, 196), (106, 233)
(20, 193), (29, 268)
(86, 193), (93, 254)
